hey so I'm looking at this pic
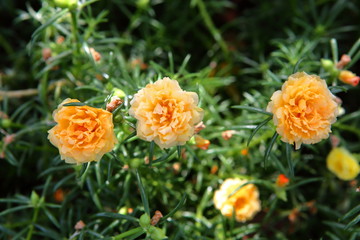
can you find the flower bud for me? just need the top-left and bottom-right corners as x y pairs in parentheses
(321, 59), (335, 72)
(137, 0), (149, 9)
(113, 88), (126, 98)
(30, 191), (40, 207)
(194, 135), (210, 150)
(54, 0), (77, 9)
(338, 70), (360, 86)
(139, 213), (151, 228)
(1, 119), (12, 128)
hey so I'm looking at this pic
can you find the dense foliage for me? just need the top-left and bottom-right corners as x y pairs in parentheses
(1, 0), (360, 239)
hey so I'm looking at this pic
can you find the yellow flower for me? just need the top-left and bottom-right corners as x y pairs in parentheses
(129, 77), (203, 149)
(326, 147), (360, 180)
(213, 178), (261, 222)
(48, 99), (117, 164)
(267, 72), (338, 149)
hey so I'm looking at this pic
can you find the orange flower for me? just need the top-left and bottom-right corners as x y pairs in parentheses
(240, 148), (249, 156)
(267, 72), (338, 149)
(276, 174), (290, 187)
(48, 99), (117, 164)
(213, 178), (261, 222)
(129, 78), (203, 149)
(338, 70), (360, 86)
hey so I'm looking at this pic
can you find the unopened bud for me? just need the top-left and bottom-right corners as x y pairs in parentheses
(139, 213), (151, 228)
(113, 88), (126, 98)
(1, 119), (12, 128)
(321, 59), (335, 72)
(194, 135), (210, 150)
(338, 70), (360, 86)
(54, 0), (77, 9)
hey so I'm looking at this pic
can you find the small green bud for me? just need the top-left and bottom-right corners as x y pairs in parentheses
(1, 119), (12, 128)
(113, 114), (123, 123)
(188, 136), (196, 145)
(150, 227), (167, 240)
(118, 207), (127, 215)
(30, 191), (40, 207)
(139, 213), (151, 228)
(137, 0), (149, 9)
(129, 158), (142, 169)
(54, 0), (77, 9)
(321, 59), (335, 72)
(113, 88), (126, 98)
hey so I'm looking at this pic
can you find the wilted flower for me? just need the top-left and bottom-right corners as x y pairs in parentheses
(129, 77), (203, 149)
(48, 99), (117, 164)
(56, 35), (65, 44)
(338, 70), (360, 86)
(326, 147), (360, 180)
(74, 220), (86, 230)
(150, 210), (163, 226)
(90, 47), (101, 62)
(130, 58), (148, 70)
(276, 174), (290, 187)
(42, 48), (52, 61)
(267, 72), (338, 149)
(221, 130), (235, 140)
(213, 178), (261, 222)
(336, 54), (351, 69)
(106, 96), (123, 112)
(194, 121), (206, 134)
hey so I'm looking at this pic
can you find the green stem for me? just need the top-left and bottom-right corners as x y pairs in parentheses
(70, 10), (80, 64)
(26, 206), (40, 240)
(112, 227), (144, 240)
(195, 0), (229, 59)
